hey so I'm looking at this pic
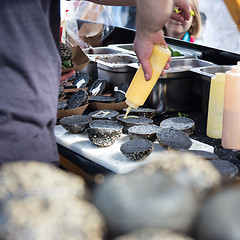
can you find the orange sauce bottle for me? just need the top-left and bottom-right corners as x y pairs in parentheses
(125, 44), (171, 115)
(222, 62), (240, 150)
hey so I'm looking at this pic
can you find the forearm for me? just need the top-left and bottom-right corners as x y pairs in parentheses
(133, 0), (190, 80)
(87, 0), (136, 6)
(136, 0), (174, 34)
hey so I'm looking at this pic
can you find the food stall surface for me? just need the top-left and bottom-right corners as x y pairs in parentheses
(55, 124), (213, 174)
(57, 26), (240, 179)
(56, 110), (240, 179)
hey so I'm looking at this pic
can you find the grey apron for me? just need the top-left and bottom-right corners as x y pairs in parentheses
(0, 0), (61, 165)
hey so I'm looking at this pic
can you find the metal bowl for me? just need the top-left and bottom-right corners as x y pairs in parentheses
(83, 46), (122, 55)
(190, 65), (232, 114)
(82, 46), (124, 80)
(145, 59), (216, 113)
(96, 54), (138, 89)
(164, 58), (217, 78)
(190, 65), (232, 82)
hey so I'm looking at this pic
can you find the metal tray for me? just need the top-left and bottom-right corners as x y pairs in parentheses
(164, 58), (217, 79)
(108, 44), (135, 56)
(167, 43), (202, 58)
(96, 54), (138, 88)
(190, 65), (232, 115)
(145, 76), (203, 113)
(190, 65), (232, 82)
(144, 59), (216, 113)
(83, 46), (122, 56)
(82, 47), (126, 80)
(96, 54), (139, 72)
(110, 43), (196, 60)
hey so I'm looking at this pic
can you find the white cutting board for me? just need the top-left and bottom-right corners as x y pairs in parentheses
(54, 125), (214, 174)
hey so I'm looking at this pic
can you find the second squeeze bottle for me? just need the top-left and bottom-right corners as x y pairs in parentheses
(222, 62), (240, 150)
(125, 44), (171, 115)
(206, 73), (225, 139)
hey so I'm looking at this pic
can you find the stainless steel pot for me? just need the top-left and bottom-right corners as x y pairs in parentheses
(190, 65), (232, 114)
(82, 46), (136, 81)
(96, 54), (138, 89)
(145, 59), (217, 113)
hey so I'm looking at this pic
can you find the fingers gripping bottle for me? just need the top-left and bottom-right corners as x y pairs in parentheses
(124, 44), (171, 117)
(222, 62), (240, 150)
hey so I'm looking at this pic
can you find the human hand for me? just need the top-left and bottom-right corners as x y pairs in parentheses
(60, 70), (75, 82)
(133, 30), (171, 81)
(171, 0), (191, 22)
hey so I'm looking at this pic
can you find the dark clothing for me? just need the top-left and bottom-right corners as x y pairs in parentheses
(0, 0), (61, 165)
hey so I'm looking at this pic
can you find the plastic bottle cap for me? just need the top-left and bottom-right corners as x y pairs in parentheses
(213, 72), (225, 81)
(125, 99), (139, 109)
(231, 61), (240, 73)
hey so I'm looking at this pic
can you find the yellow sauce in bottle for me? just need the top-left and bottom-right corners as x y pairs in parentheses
(206, 73), (225, 139)
(125, 44), (171, 110)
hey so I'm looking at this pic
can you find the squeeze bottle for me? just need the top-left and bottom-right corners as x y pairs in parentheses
(222, 62), (240, 150)
(124, 44), (171, 115)
(206, 73), (225, 139)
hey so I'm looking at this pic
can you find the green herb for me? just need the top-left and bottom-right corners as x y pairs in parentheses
(62, 60), (73, 69)
(178, 112), (189, 117)
(168, 46), (182, 57)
